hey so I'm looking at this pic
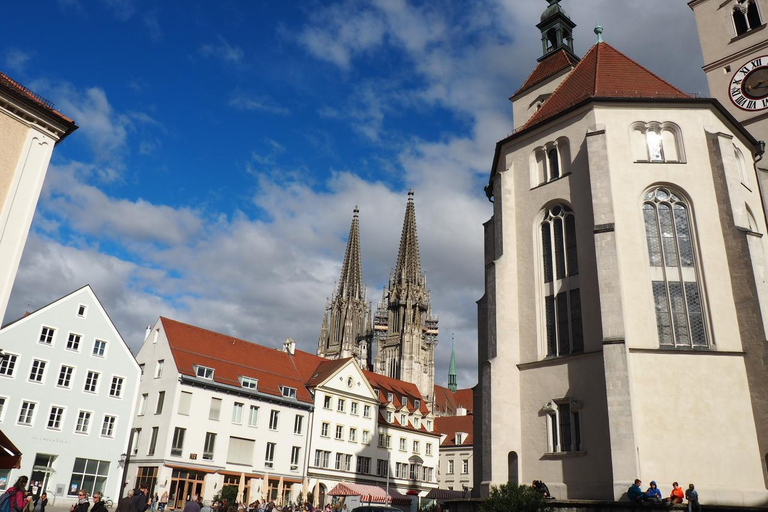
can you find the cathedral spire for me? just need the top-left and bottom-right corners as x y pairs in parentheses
(337, 206), (364, 301)
(394, 189), (422, 285)
(448, 335), (458, 393)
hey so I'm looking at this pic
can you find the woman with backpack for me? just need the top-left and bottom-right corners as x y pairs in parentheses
(2, 476), (29, 512)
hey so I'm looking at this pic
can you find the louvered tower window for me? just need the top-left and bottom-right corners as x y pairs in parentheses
(643, 188), (708, 347)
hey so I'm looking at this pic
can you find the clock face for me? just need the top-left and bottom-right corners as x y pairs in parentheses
(730, 55), (768, 111)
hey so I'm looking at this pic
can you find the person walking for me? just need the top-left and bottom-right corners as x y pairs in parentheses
(3, 477), (28, 512)
(182, 495), (201, 512)
(91, 493), (107, 512)
(116, 491), (134, 512)
(130, 485), (150, 512)
(159, 493), (168, 512)
(70, 492), (89, 512)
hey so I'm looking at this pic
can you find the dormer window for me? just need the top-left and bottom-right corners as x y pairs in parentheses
(733, 0), (762, 36)
(386, 411), (393, 423)
(414, 399), (420, 409)
(241, 377), (258, 390)
(281, 386), (297, 399)
(414, 417), (420, 429)
(387, 392), (394, 403)
(402, 397), (408, 408)
(196, 366), (214, 380)
(374, 389), (380, 398)
(426, 420), (432, 431)
(400, 414), (407, 425)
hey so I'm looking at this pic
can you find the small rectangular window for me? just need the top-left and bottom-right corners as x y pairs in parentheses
(335, 425), (344, 440)
(290, 446), (300, 470)
(337, 398), (345, 412)
(154, 360), (164, 378)
(138, 393), (148, 415)
(363, 405), (371, 418)
(349, 427), (357, 442)
(84, 371), (99, 393)
(281, 386), (297, 399)
(75, 410), (91, 434)
(209, 398), (222, 421)
(350, 402), (358, 415)
(293, 414), (303, 434)
(178, 391), (192, 415)
(39, 327), (55, 345)
(110, 376), (124, 398)
(101, 415), (116, 438)
(48, 406), (64, 430)
(77, 305), (87, 317)
(0, 353), (18, 377)
(203, 432), (216, 460)
(321, 422), (329, 437)
(232, 402), (244, 424)
(196, 366), (214, 379)
(155, 391), (165, 415)
(148, 427), (159, 456)
(66, 333), (81, 351)
(269, 410), (279, 430)
(241, 377), (258, 389)
(171, 427), (186, 456)
(249, 405), (259, 427)
(92, 340), (107, 357)
(323, 396), (332, 409)
(265, 442), (276, 468)
(29, 360), (46, 383)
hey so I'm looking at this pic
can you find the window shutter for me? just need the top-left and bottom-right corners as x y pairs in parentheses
(226, 437), (254, 465)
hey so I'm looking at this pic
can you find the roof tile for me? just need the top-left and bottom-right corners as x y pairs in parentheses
(512, 49), (580, 98)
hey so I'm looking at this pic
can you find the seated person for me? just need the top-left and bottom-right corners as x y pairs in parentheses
(645, 481), (662, 503)
(665, 482), (684, 505)
(531, 480), (551, 498)
(627, 479), (648, 504)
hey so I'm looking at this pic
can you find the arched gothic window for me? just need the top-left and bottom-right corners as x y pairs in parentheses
(631, 122), (685, 163)
(532, 138), (570, 186)
(643, 187), (708, 347)
(541, 204), (583, 357)
(734, 145), (750, 187)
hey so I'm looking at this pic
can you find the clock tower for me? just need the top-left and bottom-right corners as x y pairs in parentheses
(689, 0), (768, 143)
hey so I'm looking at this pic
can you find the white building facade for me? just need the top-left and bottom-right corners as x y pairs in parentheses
(435, 410), (472, 493)
(126, 318), (312, 510)
(0, 286), (140, 504)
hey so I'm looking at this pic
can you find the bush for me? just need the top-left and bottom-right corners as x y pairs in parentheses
(214, 485), (239, 505)
(480, 484), (552, 512)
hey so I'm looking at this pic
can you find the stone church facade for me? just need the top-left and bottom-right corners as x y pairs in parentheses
(318, 191), (439, 408)
(475, 0), (768, 506)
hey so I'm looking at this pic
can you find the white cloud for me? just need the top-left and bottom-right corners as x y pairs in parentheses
(4, 48), (32, 74)
(199, 36), (245, 65)
(229, 91), (290, 116)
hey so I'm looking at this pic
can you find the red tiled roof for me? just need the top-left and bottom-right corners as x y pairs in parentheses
(305, 358), (350, 388)
(161, 317), (316, 404)
(365, 370), (431, 415)
(512, 49), (579, 98)
(433, 385), (474, 416)
(0, 71), (75, 125)
(520, 42), (690, 132)
(434, 414), (473, 447)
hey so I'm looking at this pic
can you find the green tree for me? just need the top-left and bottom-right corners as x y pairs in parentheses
(480, 484), (552, 512)
(214, 485), (239, 505)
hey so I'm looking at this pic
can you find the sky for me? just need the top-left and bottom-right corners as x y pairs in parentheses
(3, 0), (707, 389)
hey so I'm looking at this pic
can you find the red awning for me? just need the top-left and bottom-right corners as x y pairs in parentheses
(327, 483), (412, 506)
(0, 430), (22, 469)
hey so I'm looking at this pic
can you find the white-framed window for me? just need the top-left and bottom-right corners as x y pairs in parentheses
(362, 430), (370, 444)
(138, 393), (148, 415)
(351, 402), (358, 415)
(356, 456), (371, 474)
(349, 427), (357, 442)
(448, 460), (454, 474)
(29, 359), (47, 383)
(101, 415), (116, 438)
(280, 386), (297, 399)
(269, 410), (279, 430)
(413, 440), (420, 453)
(196, 366), (214, 380)
(131, 428), (141, 455)
(155, 391), (165, 414)
(39, 326), (55, 345)
(66, 333), (81, 351)
(92, 340), (107, 357)
(337, 398), (345, 412)
(294, 414), (303, 434)
(387, 392), (393, 403)
(462, 459), (469, 474)
(399, 438), (406, 451)
(209, 397), (222, 421)
(414, 417), (420, 429)
(321, 422), (330, 437)
(335, 425), (344, 440)
(402, 397), (408, 408)
(386, 435), (391, 448)
(323, 395), (332, 409)
(377, 459), (389, 477)
(77, 304), (87, 317)
(643, 187), (708, 347)
(386, 411), (393, 423)
(543, 399), (582, 453)
(414, 399), (420, 409)
(733, 0), (762, 36)
(0, 353), (18, 377)
(334, 451), (343, 470)
(630, 122), (685, 163)
(232, 402), (244, 424)
(154, 360), (164, 378)
(75, 410), (92, 434)
(178, 391), (192, 415)
(314, 450), (330, 468)
(426, 443), (432, 456)
(0, 396), (7, 422)
(363, 404), (371, 418)
(249, 405), (259, 427)
(345, 454), (352, 471)
(540, 203), (583, 358)
(290, 446), (301, 471)
(426, 419), (432, 431)
(68, 458), (109, 496)
(109, 376), (124, 398)
(265, 442), (276, 468)
(47, 406), (64, 430)
(400, 413), (406, 425)
(203, 432), (216, 460)
(241, 377), (258, 389)
(532, 138), (571, 186)
(171, 427), (185, 456)
(84, 371), (100, 393)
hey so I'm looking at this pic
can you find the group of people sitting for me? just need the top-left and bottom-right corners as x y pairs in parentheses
(628, 480), (700, 510)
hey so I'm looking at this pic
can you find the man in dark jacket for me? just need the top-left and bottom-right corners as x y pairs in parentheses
(116, 490), (134, 512)
(130, 485), (150, 512)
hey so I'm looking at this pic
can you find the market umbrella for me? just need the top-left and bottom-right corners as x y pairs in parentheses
(262, 473), (269, 502)
(237, 473), (246, 504)
(276, 477), (284, 505)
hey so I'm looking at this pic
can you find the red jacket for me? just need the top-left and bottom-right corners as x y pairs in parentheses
(4, 487), (26, 512)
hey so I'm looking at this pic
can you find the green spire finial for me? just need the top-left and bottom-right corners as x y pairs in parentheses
(595, 24), (603, 43)
(448, 335), (457, 393)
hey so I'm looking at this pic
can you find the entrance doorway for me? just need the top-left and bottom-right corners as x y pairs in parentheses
(135, 467), (158, 498)
(29, 454), (56, 497)
(168, 470), (205, 510)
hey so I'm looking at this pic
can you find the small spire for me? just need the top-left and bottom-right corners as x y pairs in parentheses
(595, 24), (603, 43)
(448, 335), (458, 393)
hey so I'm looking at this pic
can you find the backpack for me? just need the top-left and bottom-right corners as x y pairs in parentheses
(0, 490), (13, 512)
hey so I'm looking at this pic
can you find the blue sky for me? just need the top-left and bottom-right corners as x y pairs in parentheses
(4, 0), (707, 388)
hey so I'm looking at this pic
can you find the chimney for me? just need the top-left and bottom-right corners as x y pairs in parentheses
(284, 338), (296, 355)
(456, 406), (467, 416)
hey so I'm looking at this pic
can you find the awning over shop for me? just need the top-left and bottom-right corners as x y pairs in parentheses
(424, 489), (465, 500)
(327, 483), (411, 506)
(0, 430), (22, 469)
